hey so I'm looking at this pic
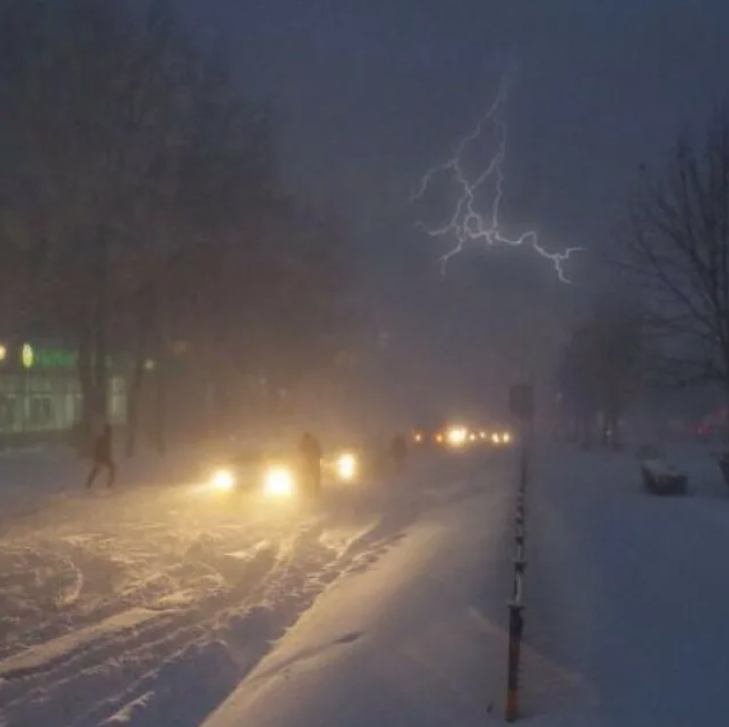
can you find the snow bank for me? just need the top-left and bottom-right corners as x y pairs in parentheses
(201, 475), (515, 727)
(525, 443), (729, 726)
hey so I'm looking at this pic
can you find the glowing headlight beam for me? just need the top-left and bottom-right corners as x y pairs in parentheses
(411, 73), (582, 283)
(263, 467), (294, 497)
(447, 426), (468, 446)
(336, 453), (357, 480)
(210, 469), (235, 491)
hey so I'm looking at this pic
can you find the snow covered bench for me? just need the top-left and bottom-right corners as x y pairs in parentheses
(641, 457), (687, 496)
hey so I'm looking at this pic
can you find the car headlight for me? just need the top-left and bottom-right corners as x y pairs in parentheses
(502, 432), (512, 443)
(336, 452), (357, 480)
(447, 427), (467, 446)
(263, 466), (295, 496)
(210, 469), (235, 491)
(491, 433), (501, 444)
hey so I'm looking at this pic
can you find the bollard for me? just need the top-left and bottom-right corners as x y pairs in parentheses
(505, 602), (525, 722)
(505, 403), (531, 723)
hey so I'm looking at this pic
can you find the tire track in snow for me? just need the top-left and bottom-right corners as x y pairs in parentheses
(65, 522), (340, 727)
(0, 458), (493, 727)
(0, 535), (280, 727)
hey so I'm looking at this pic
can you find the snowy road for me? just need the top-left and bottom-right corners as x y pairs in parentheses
(0, 447), (512, 727)
(202, 451), (516, 727)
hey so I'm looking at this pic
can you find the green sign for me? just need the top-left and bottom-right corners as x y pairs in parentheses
(20, 344), (77, 369)
(36, 347), (77, 368)
(13, 342), (135, 371)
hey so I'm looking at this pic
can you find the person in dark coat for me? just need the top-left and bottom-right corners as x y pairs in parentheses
(298, 432), (322, 496)
(390, 433), (408, 471)
(86, 423), (116, 488)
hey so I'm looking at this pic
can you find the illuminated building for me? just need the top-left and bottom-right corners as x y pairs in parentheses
(0, 339), (128, 436)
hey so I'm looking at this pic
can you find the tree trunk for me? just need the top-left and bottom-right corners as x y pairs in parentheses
(154, 357), (167, 454)
(77, 325), (95, 457)
(92, 229), (109, 422)
(126, 290), (155, 458)
(125, 358), (145, 457)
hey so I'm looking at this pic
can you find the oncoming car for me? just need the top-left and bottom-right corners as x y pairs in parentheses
(411, 426), (446, 448)
(487, 430), (513, 446)
(323, 448), (360, 483)
(203, 448), (303, 500)
(202, 445), (363, 499)
(418, 423), (515, 451)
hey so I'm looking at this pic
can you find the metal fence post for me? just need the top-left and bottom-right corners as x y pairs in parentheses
(506, 394), (532, 722)
(505, 601), (525, 721)
(505, 382), (533, 722)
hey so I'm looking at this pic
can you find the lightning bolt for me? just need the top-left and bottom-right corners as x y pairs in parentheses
(410, 75), (583, 283)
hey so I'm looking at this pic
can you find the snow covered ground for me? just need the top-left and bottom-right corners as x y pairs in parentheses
(0, 444), (512, 727)
(525, 442), (729, 726)
(2, 440), (729, 727)
(199, 441), (729, 727)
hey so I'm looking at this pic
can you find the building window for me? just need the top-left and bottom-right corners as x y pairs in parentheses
(29, 397), (53, 429)
(0, 395), (16, 431)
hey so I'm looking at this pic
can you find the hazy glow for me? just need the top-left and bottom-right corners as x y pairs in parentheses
(210, 469), (235, 491)
(263, 467), (294, 496)
(447, 427), (468, 446)
(336, 453), (357, 480)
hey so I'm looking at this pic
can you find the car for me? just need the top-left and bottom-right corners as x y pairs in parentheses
(484, 429), (514, 446)
(322, 447), (361, 483)
(202, 447), (303, 499)
(411, 426), (445, 448)
(202, 444), (363, 498)
(418, 423), (515, 450)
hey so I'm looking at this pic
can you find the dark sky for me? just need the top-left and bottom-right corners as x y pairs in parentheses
(180, 0), (729, 236)
(179, 0), (729, 414)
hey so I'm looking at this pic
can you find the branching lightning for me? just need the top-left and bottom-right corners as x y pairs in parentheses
(410, 76), (582, 283)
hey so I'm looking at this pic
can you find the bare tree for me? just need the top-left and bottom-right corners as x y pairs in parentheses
(618, 103), (729, 393)
(556, 300), (643, 450)
(0, 0), (182, 439)
(0, 0), (360, 453)
(591, 301), (644, 448)
(0, 0), (232, 450)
